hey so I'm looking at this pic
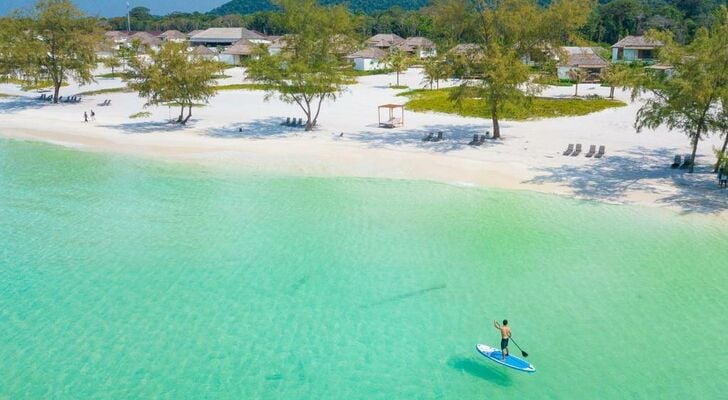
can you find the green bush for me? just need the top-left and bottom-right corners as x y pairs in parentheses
(129, 111), (152, 119)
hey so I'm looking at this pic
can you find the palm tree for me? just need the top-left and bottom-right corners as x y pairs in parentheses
(385, 48), (409, 86)
(568, 68), (588, 97)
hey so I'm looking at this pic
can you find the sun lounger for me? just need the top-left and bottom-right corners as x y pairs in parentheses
(468, 134), (479, 145)
(563, 144), (574, 156)
(670, 155), (681, 168)
(431, 131), (444, 142)
(281, 117), (290, 126)
(679, 154), (692, 169)
(297, 118), (303, 127)
(423, 132), (433, 141)
(594, 145), (605, 159)
(479, 135), (486, 145)
(585, 145), (596, 158)
(571, 144), (582, 157)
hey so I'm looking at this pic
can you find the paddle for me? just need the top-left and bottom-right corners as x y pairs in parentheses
(509, 337), (529, 358)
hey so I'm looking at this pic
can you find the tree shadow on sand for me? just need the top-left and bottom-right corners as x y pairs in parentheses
(206, 117), (303, 139)
(99, 120), (191, 134)
(525, 146), (727, 215)
(347, 123), (507, 153)
(0, 97), (53, 113)
(447, 355), (513, 387)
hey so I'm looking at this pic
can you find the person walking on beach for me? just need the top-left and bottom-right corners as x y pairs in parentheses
(90, 110), (95, 121)
(493, 319), (511, 360)
(83, 112), (88, 123)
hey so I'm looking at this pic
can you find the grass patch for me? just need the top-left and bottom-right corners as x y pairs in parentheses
(129, 111), (152, 119)
(399, 88), (626, 120)
(164, 102), (207, 107)
(76, 87), (132, 96)
(95, 72), (129, 79)
(389, 85), (409, 90)
(0, 93), (15, 98)
(215, 83), (274, 91)
(342, 68), (392, 77)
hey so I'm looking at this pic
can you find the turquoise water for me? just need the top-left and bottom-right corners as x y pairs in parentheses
(1, 139), (727, 399)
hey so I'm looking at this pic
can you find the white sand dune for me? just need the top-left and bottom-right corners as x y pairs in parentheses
(1, 66), (726, 217)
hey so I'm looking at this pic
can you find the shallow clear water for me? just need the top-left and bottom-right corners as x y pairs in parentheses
(1, 139), (727, 399)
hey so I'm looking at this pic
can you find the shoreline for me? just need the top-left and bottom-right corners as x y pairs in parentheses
(1, 67), (726, 220)
(2, 122), (726, 221)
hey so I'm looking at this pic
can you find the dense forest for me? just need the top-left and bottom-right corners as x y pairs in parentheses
(102, 0), (725, 46)
(210, 0), (430, 15)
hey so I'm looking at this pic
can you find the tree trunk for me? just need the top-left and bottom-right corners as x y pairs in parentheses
(182, 105), (192, 125)
(491, 101), (500, 139)
(311, 95), (325, 129)
(689, 133), (699, 173)
(609, 86), (615, 99)
(177, 105), (185, 123)
(715, 133), (728, 172)
(53, 83), (61, 104)
(574, 82), (579, 97)
(396, 70), (400, 86)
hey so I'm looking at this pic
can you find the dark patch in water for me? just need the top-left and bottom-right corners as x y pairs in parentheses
(447, 356), (513, 387)
(363, 284), (446, 308)
(265, 373), (283, 381)
(289, 275), (309, 293)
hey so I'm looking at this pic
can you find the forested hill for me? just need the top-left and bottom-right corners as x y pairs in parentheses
(210, 0), (430, 15)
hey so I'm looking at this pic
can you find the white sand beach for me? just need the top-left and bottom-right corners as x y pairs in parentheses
(1, 67), (726, 216)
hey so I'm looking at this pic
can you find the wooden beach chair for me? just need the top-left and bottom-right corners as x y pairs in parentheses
(571, 144), (582, 157)
(679, 154), (692, 169)
(431, 131), (443, 142)
(423, 132), (433, 141)
(594, 145), (605, 159)
(671, 155), (681, 168)
(281, 117), (290, 126)
(468, 134), (479, 145)
(563, 144), (574, 156)
(585, 145), (596, 158)
(479, 135), (486, 145)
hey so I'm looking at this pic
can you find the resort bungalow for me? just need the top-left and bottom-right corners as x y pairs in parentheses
(221, 39), (259, 65)
(187, 29), (204, 38)
(346, 47), (387, 71)
(395, 37), (437, 59)
(130, 32), (161, 52)
(159, 30), (187, 43)
(190, 28), (269, 47)
(611, 35), (662, 63)
(191, 45), (218, 61)
(267, 36), (288, 55)
(557, 47), (608, 82)
(367, 33), (404, 49)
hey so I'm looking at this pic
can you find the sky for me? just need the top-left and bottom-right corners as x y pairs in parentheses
(0, 0), (228, 17)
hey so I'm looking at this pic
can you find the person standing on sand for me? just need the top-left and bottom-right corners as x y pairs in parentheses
(83, 112), (88, 123)
(493, 319), (511, 360)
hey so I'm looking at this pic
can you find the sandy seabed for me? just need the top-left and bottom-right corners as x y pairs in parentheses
(1, 66), (726, 218)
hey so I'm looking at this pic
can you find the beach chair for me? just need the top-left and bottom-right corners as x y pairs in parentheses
(297, 118), (303, 127)
(594, 145), (605, 158)
(585, 145), (596, 158)
(670, 155), (681, 169)
(562, 144), (574, 156)
(106, 99), (111, 106)
(432, 132), (444, 142)
(679, 154), (692, 169)
(423, 132), (434, 141)
(39, 94), (46, 100)
(468, 134), (479, 145)
(571, 144), (582, 157)
(479, 135), (486, 145)
(485, 130), (491, 138)
(281, 117), (290, 126)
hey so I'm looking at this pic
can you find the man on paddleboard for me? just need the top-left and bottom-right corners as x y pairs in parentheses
(493, 320), (511, 360)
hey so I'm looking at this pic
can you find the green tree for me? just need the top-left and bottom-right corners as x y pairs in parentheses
(448, 0), (592, 139)
(0, 0), (102, 103)
(632, 26), (728, 173)
(600, 61), (632, 99)
(568, 68), (588, 96)
(385, 48), (409, 86)
(127, 41), (222, 125)
(421, 56), (450, 89)
(246, 0), (353, 131)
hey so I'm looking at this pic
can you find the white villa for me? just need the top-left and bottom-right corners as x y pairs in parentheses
(557, 47), (608, 82)
(221, 39), (260, 65)
(395, 37), (437, 58)
(611, 35), (662, 63)
(347, 47), (388, 71)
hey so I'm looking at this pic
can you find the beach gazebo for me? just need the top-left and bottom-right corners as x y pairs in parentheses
(378, 104), (405, 128)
